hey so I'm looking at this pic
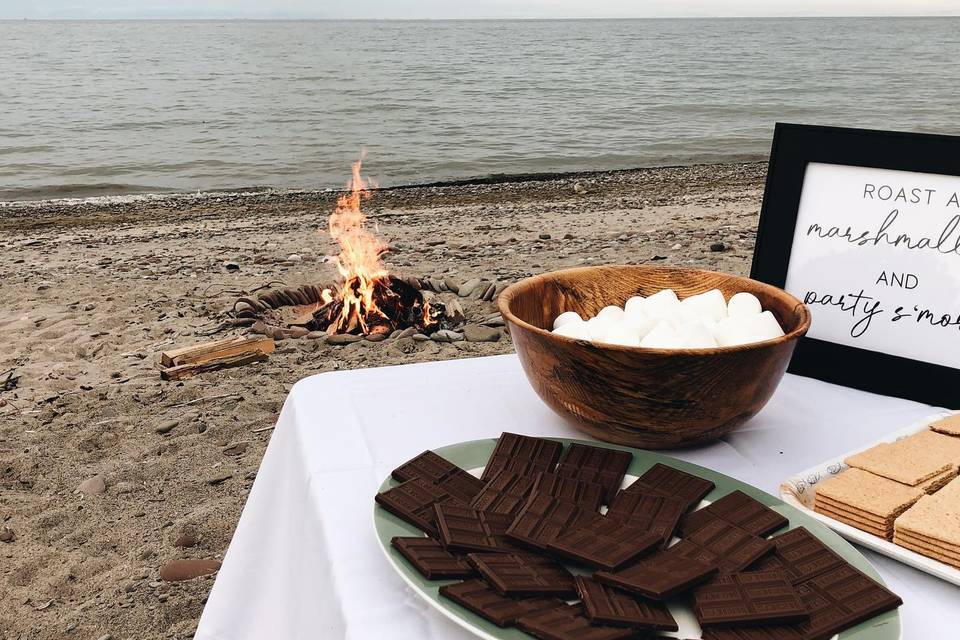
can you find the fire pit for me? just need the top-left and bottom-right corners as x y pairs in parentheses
(229, 157), (506, 344)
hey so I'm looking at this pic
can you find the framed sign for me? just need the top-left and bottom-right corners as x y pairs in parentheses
(751, 123), (960, 407)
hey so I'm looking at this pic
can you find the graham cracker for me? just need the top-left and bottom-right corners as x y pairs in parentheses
(919, 467), (958, 493)
(815, 468), (923, 519)
(894, 530), (960, 558)
(901, 429), (960, 468)
(894, 481), (960, 547)
(930, 414), (960, 437)
(814, 496), (890, 525)
(845, 441), (952, 486)
(893, 537), (960, 569)
(814, 508), (890, 538)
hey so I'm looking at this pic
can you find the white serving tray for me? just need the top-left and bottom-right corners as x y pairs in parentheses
(780, 410), (960, 586)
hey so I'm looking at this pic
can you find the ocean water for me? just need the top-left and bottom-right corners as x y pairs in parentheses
(1, 18), (959, 200)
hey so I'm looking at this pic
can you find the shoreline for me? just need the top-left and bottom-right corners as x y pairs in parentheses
(0, 160), (767, 212)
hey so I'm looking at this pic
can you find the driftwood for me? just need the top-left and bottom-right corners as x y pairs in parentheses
(159, 336), (275, 381)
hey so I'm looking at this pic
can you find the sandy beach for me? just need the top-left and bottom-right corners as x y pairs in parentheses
(0, 161), (765, 639)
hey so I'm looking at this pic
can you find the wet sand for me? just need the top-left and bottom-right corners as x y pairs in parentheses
(0, 161), (765, 639)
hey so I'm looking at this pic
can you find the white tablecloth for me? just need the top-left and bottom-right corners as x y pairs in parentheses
(195, 354), (959, 640)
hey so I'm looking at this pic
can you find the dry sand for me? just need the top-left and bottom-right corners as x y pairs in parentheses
(0, 162), (764, 639)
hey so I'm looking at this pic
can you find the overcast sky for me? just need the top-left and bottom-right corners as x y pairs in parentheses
(3, 1), (959, 20)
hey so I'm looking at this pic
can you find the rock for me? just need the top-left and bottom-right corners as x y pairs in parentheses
(572, 182), (586, 194)
(0, 528), (15, 543)
(37, 281), (52, 291)
(563, 233), (575, 240)
(205, 473), (233, 485)
(365, 332), (388, 342)
(481, 281), (498, 301)
(671, 243), (682, 250)
(287, 253), (303, 263)
(432, 329), (464, 343)
(458, 278), (482, 297)
(327, 333), (362, 345)
(710, 242), (726, 252)
(250, 320), (270, 336)
(481, 314), (505, 327)
(443, 277), (461, 293)
(155, 418), (180, 435)
(538, 233), (551, 240)
(159, 559), (221, 582)
(173, 533), (198, 548)
(397, 326), (417, 339)
(285, 326), (309, 339)
(223, 261), (240, 272)
(223, 442), (247, 456)
(443, 299), (465, 325)
(114, 481), (137, 495)
(77, 474), (106, 495)
(411, 333), (430, 342)
(96, 635), (112, 640)
(305, 331), (326, 340)
(463, 325), (501, 343)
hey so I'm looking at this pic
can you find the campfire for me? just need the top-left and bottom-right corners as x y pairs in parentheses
(232, 156), (492, 342)
(307, 158), (443, 338)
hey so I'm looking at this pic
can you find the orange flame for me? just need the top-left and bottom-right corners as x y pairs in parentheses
(324, 156), (390, 334)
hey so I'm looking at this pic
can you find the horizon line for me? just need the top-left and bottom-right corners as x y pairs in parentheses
(2, 14), (959, 22)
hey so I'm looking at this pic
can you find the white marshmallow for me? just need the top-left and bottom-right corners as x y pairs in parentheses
(596, 305), (625, 321)
(622, 309), (657, 339)
(586, 316), (617, 341)
(601, 323), (641, 347)
(639, 321), (683, 349)
(711, 316), (755, 347)
(679, 289), (728, 323)
(624, 296), (645, 315)
(642, 289), (680, 321)
(727, 292), (762, 319)
(553, 311), (584, 330)
(676, 320), (718, 349)
(553, 320), (589, 340)
(744, 311), (785, 342)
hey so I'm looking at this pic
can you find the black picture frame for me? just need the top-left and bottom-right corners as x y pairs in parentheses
(750, 123), (960, 408)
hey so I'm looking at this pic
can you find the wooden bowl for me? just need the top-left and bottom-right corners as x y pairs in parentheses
(498, 265), (810, 449)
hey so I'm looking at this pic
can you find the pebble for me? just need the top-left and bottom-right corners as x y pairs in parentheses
(287, 253), (303, 263)
(396, 326), (417, 339)
(431, 329), (464, 343)
(411, 333), (430, 342)
(205, 473), (233, 485)
(223, 261), (240, 271)
(326, 333), (362, 345)
(538, 233), (551, 240)
(159, 559), (222, 582)
(710, 242), (726, 252)
(0, 528), (15, 543)
(174, 533), (198, 548)
(96, 635), (112, 640)
(77, 474), (106, 495)
(572, 182), (586, 194)
(305, 331), (326, 340)
(563, 232), (575, 240)
(671, 243), (682, 250)
(155, 418), (180, 435)
(463, 325), (501, 343)
(223, 442), (247, 456)
(285, 326), (309, 339)
(443, 277), (461, 293)
(365, 332), (388, 342)
(458, 278), (482, 297)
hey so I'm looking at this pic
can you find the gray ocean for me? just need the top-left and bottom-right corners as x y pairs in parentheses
(2, 18), (959, 201)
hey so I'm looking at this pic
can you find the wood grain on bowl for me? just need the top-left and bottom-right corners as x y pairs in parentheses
(498, 265), (810, 448)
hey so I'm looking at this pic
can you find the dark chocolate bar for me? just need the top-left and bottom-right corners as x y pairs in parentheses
(434, 504), (518, 553)
(390, 536), (476, 580)
(467, 552), (576, 597)
(606, 491), (686, 545)
(693, 571), (808, 628)
(469, 470), (603, 516)
(481, 432), (563, 481)
(682, 519), (774, 573)
(595, 542), (718, 600)
(554, 443), (632, 503)
(796, 563), (902, 640)
(750, 527), (846, 585)
(682, 490), (788, 538)
(517, 602), (641, 640)
(391, 450), (484, 494)
(575, 576), (678, 631)
(375, 477), (467, 537)
(546, 513), (662, 570)
(701, 627), (803, 640)
(438, 579), (560, 627)
(506, 494), (590, 551)
(623, 463), (715, 511)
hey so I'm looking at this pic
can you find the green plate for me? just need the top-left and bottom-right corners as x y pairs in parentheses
(373, 437), (902, 640)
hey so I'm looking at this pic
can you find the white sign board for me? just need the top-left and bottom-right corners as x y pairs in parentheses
(784, 162), (960, 369)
